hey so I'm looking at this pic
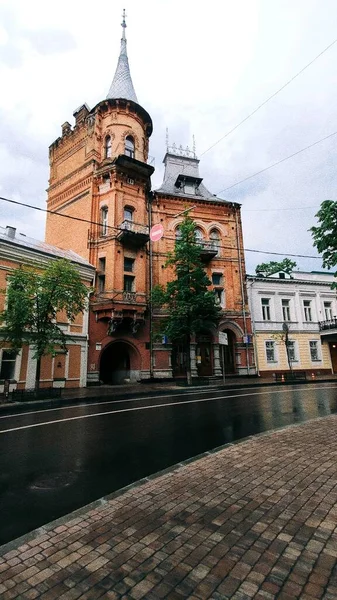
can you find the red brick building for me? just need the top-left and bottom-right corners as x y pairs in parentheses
(45, 13), (255, 384)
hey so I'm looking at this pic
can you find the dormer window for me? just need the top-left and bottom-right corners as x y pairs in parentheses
(125, 136), (135, 159)
(105, 135), (112, 159)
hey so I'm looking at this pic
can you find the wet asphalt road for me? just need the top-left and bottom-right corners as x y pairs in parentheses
(0, 382), (336, 545)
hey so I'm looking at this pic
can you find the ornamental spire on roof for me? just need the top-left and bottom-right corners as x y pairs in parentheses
(106, 9), (138, 104)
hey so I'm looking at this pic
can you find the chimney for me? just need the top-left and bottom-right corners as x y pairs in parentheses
(6, 226), (16, 239)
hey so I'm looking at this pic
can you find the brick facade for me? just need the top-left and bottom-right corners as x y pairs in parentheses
(45, 29), (255, 384)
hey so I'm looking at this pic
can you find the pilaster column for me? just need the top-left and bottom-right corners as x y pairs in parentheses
(213, 343), (222, 376)
(190, 343), (198, 378)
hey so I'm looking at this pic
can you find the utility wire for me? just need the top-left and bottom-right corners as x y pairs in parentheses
(0, 195), (321, 260)
(0, 195), (119, 233)
(200, 37), (337, 157)
(217, 130), (337, 195)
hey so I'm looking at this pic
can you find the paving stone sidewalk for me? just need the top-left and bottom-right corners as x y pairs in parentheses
(1, 416), (337, 599)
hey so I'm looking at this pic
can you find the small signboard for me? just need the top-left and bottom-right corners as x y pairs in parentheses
(150, 224), (164, 242)
(219, 332), (228, 345)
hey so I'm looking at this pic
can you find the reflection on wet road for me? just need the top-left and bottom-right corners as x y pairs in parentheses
(0, 383), (336, 544)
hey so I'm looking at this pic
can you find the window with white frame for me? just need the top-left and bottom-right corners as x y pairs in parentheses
(101, 207), (108, 236)
(309, 340), (320, 361)
(105, 135), (112, 159)
(125, 136), (135, 159)
(0, 350), (16, 380)
(261, 298), (271, 321)
(287, 340), (296, 362)
(324, 301), (333, 321)
(303, 300), (312, 322)
(265, 340), (276, 362)
(124, 207), (133, 222)
(282, 299), (291, 322)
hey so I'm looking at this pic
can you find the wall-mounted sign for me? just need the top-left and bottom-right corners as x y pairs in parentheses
(150, 223), (164, 242)
(219, 332), (228, 345)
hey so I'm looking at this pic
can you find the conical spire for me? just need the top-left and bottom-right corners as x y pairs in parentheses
(106, 9), (138, 103)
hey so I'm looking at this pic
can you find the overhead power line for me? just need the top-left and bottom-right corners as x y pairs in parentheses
(200, 36), (337, 157)
(0, 195), (322, 261)
(217, 129), (337, 195)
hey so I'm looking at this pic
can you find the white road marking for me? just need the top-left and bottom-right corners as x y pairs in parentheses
(1, 382), (336, 421)
(0, 384), (335, 435)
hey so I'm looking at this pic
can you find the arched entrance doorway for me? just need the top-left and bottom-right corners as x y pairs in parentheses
(222, 329), (236, 374)
(99, 341), (140, 384)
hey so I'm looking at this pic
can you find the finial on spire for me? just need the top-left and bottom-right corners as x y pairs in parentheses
(192, 135), (196, 156)
(166, 127), (169, 151)
(121, 8), (127, 40)
(106, 8), (138, 103)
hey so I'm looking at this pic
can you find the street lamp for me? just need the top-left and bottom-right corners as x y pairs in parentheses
(282, 322), (293, 374)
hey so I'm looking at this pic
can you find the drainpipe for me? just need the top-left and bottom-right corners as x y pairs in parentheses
(234, 205), (250, 375)
(147, 189), (154, 379)
(248, 278), (260, 376)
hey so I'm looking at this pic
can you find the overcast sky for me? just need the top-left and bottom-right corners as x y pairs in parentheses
(1, 0), (337, 274)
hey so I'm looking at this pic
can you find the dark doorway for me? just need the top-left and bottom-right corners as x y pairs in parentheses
(172, 344), (187, 377)
(222, 329), (236, 374)
(329, 342), (337, 373)
(196, 336), (213, 376)
(100, 343), (131, 384)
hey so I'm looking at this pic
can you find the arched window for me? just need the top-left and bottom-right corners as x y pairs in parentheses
(194, 228), (204, 244)
(124, 206), (134, 222)
(101, 207), (108, 236)
(210, 229), (220, 250)
(125, 136), (135, 159)
(105, 135), (112, 159)
(175, 226), (182, 241)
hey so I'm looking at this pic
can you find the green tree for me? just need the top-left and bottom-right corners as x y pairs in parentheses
(0, 259), (89, 389)
(311, 200), (337, 282)
(152, 215), (221, 385)
(255, 258), (297, 277)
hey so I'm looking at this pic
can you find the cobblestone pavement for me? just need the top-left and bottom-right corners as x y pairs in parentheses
(1, 416), (337, 599)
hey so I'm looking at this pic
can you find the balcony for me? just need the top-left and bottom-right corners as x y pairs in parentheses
(117, 220), (149, 248)
(319, 318), (337, 332)
(197, 241), (218, 261)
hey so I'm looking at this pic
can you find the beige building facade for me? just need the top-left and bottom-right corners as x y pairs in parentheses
(0, 225), (94, 392)
(247, 271), (337, 377)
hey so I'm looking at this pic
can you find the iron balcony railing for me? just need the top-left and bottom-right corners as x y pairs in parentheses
(319, 318), (337, 331)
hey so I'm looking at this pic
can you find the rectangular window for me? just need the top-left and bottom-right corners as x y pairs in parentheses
(124, 208), (133, 221)
(124, 275), (134, 292)
(303, 300), (312, 322)
(98, 257), (106, 273)
(212, 273), (223, 286)
(287, 341), (296, 362)
(265, 341), (275, 362)
(282, 299), (291, 322)
(98, 275), (105, 293)
(309, 340), (320, 361)
(124, 257), (134, 272)
(214, 288), (225, 306)
(261, 298), (271, 321)
(324, 301), (333, 321)
(0, 350), (16, 380)
(101, 207), (108, 236)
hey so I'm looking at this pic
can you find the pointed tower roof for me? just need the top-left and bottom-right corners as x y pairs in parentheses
(107, 9), (138, 103)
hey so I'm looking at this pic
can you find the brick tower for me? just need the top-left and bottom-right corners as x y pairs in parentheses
(46, 11), (154, 384)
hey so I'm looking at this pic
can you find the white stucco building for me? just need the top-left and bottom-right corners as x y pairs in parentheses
(247, 271), (337, 377)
